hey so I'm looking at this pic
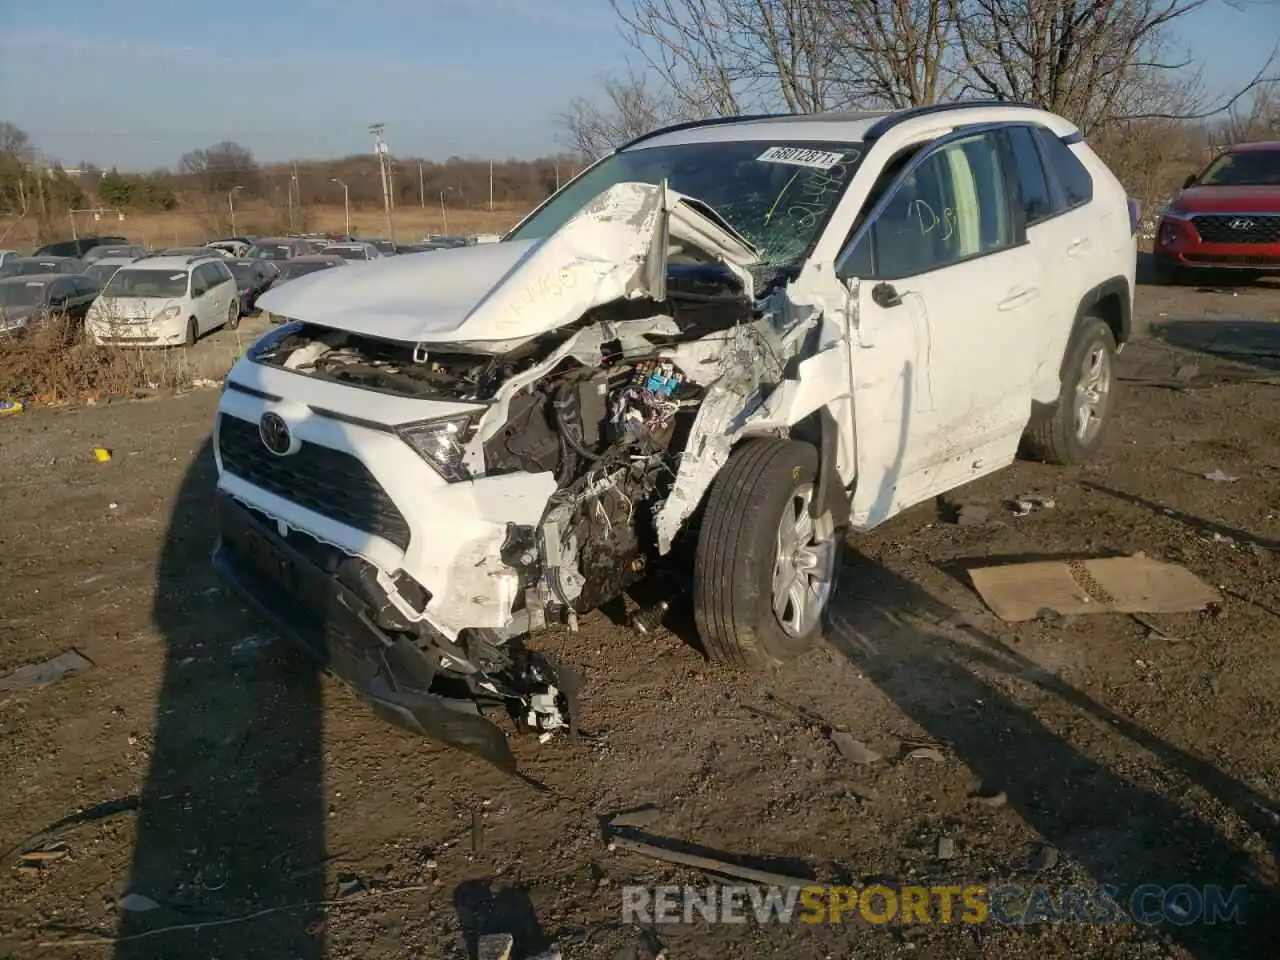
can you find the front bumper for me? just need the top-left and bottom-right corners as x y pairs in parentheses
(212, 492), (517, 772)
(1154, 216), (1280, 271)
(87, 317), (186, 346)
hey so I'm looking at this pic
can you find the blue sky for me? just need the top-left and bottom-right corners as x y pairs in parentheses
(0, 0), (1276, 170)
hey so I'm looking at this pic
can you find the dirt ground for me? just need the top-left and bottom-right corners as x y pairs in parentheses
(1, 264), (1278, 960)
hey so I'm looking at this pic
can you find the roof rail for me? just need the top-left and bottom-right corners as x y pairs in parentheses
(618, 113), (785, 151)
(863, 98), (1043, 140)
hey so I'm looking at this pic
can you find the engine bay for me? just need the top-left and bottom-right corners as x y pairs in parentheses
(250, 264), (761, 636)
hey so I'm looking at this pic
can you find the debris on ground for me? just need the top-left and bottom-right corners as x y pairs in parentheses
(608, 804), (664, 829)
(1028, 845), (1060, 872)
(903, 746), (946, 763)
(0, 649), (94, 693)
(972, 789), (1009, 808)
(829, 732), (882, 764)
(1129, 613), (1185, 643)
(1202, 468), (1239, 483)
(937, 837), (956, 860)
(610, 835), (818, 888)
(118, 893), (161, 913)
(1009, 494), (1056, 516)
(938, 496), (996, 527)
(0, 399), (22, 416)
(969, 556), (1221, 622)
(477, 933), (515, 960)
(92, 447), (112, 462)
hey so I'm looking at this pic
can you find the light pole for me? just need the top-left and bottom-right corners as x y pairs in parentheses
(330, 178), (350, 237)
(228, 185), (243, 236)
(439, 186), (453, 233)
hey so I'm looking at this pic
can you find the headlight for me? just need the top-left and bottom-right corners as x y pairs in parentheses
(398, 413), (482, 482)
(155, 305), (181, 321)
(246, 320), (303, 360)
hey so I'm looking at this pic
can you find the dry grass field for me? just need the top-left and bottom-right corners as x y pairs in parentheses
(0, 201), (535, 252)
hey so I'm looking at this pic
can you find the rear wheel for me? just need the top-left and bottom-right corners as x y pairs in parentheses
(184, 316), (199, 347)
(226, 299), (240, 330)
(693, 438), (842, 669)
(1023, 315), (1117, 465)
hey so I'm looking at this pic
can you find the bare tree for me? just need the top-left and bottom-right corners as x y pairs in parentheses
(177, 140), (260, 195)
(1217, 80), (1280, 144)
(828, 1), (961, 107)
(950, 0), (1278, 134)
(560, 71), (687, 158)
(610, 0), (846, 114)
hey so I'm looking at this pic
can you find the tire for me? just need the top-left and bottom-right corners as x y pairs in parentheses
(184, 316), (199, 347)
(693, 438), (843, 670)
(226, 299), (240, 330)
(1023, 315), (1117, 466)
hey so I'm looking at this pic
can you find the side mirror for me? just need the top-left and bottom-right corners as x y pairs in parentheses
(48, 296), (67, 309)
(1182, 173), (1197, 190)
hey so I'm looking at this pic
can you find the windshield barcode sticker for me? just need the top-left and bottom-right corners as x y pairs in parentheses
(757, 146), (846, 170)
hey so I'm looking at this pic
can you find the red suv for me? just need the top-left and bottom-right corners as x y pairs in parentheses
(1153, 140), (1280, 281)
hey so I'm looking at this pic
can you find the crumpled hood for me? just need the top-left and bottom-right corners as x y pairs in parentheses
(254, 182), (760, 352)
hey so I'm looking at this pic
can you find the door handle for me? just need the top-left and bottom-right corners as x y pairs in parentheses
(1067, 238), (1090, 256)
(998, 286), (1039, 311)
(871, 282), (902, 308)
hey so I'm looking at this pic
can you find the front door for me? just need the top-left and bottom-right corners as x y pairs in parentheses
(837, 129), (1042, 529)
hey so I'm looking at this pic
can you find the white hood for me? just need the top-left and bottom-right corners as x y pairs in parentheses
(254, 182), (760, 353)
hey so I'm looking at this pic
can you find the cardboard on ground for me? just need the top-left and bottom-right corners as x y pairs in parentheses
(969, 556), (1221, 622)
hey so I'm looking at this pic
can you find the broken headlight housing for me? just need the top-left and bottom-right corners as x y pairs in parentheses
(399, 413), (482, 482)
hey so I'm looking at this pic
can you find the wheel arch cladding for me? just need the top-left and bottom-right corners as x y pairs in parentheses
(1078, 275), (1131, 346)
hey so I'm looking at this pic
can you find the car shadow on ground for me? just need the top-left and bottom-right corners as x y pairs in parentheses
(113, 438), (329, 959)
(1148, 318), (1280, 372)
(823, 549), (1278, 959)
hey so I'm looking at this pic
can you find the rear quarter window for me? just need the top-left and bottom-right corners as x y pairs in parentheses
(1034, 129), (1093, 210)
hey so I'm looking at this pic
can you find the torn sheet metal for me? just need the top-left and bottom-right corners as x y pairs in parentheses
(255, 182), (760, 353)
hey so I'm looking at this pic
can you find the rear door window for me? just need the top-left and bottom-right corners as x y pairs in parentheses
(1003, 126), (1054, 226)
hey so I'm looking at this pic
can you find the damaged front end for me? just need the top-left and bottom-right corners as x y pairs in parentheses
(216, 181), (846, 772)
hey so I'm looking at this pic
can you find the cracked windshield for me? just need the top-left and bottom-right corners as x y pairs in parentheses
(509, 140), (864, 288)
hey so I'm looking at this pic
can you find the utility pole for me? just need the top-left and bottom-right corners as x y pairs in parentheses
(370, 123), (395, 239)
(418, 162), (424, 209)
(286, 174), (294, 232)
(292, 162), (300, 228)
(555, 159), (560, 192)
(488, 159), (494, 212)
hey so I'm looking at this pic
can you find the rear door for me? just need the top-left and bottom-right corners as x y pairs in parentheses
(837, 128), (1043, 528)
(1010, 125), (1101, 398)
(189, 265), (215, 331)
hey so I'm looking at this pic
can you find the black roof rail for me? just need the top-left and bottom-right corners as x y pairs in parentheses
(863, 98), (1043, 140)
(618, 113), (785, 152)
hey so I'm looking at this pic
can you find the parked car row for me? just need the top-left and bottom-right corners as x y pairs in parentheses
(0, 226), (516, 343)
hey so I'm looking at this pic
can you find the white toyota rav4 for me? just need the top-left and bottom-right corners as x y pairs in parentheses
(213, 102), (1138, 772)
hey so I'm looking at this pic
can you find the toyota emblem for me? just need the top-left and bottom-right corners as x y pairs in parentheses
(1228, 218), (1255, 231)
(259, 412), (292, 456)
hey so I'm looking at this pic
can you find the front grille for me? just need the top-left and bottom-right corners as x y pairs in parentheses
(1192, 214), (1280, 244)
(217, 414), (411, 549)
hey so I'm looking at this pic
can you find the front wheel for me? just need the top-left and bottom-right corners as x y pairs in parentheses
(1023, 315), (1117, 465)
(693, 438), (843, 670)
(226, 299), (240, 330)
(184, 316), (199, 347)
